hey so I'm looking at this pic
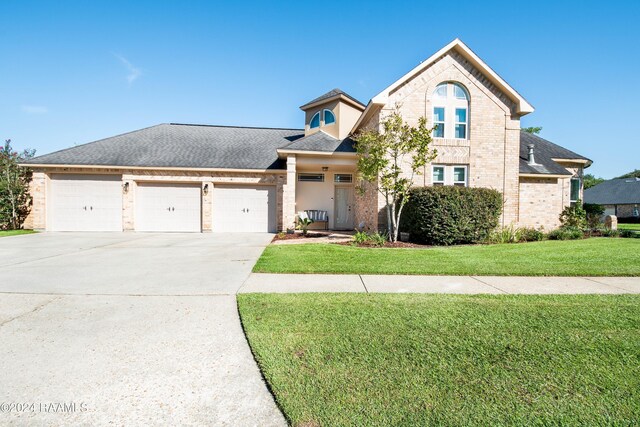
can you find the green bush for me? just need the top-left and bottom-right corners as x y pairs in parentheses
(368, 232), (388, 247)
(601, 228), (620, 238)
(353, 230), (370, 245)
(559, 201), (587, 229)
(519, 227), (545, 242)
(400, 186), (503, 245)
(583, 203), (605, 229)
(548, 226), (584, 240)
(620, 229), (639, 238)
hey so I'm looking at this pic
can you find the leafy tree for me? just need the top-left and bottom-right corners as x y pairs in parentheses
(522, 126), (542, 135)
(583, 173), (605, 189)
(0, 139), (36, 230)
(616, 169), (640, 179)
(353, 110), (437, 242)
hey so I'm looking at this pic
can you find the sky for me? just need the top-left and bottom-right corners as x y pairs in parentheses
(1, 0), (638, 179)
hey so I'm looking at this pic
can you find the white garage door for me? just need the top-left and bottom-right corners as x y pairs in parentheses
(213, 185), (276, 232)
(136, 183), (201, 232)
(50, 174), (123, 231)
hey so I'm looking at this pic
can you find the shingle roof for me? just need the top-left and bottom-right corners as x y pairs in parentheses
(519, 131), (590, 176)
(25, 123), (305, 170)
(584, 178), (640, 205)
(280, 131), (356, 153)
(300, 88), (365, 110)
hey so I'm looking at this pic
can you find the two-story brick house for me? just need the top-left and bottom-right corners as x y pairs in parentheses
(23, 39), (590, 233)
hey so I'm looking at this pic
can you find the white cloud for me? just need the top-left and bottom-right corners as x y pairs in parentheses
(114, 54), (142, 84)
(21, 105), (48, 114)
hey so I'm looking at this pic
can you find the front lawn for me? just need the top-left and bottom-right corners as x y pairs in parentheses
(619, 223), (640, 231)
(254, 238), (640, 276)
(239, 294), (640, 426)
(0, 229), (35, 238)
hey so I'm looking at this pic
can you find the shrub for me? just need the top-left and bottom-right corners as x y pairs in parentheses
(559, 201), (587, 229)
(548, 226), (584, 240)
(519, 227), (545, 242)
(353, 230), (370, 245)
(601, 228), (620, 238)
(369, 231), (388, 247)
(620, 229), (639, 238)
(400, 186), (502, 245)
(296, 217), (314, 236)
(583, 203), (605, 229)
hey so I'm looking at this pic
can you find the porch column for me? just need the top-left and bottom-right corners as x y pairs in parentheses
(282, 154), (296, 231)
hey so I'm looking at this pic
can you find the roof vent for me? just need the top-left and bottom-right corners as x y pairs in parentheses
(527, 144), (538, 166)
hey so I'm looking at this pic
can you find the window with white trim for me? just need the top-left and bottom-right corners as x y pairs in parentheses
(298, 173), (324, 182)
(432, 82), (469, 140)
(432, 165), (468, 187)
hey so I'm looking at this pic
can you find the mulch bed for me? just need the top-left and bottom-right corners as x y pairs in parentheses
(335, 241), (430, 248)
(273, 232), (325, 241)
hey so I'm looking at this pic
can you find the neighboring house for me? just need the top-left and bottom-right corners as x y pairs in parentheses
(22, 39), (591, 233)
(584, 178), (640, 218)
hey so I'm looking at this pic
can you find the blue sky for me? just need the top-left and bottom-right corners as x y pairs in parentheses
(2, 0), (638, 178)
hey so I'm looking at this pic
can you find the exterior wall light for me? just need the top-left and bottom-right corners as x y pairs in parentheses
(322, 166), (329, 171)
(203, 183), (209, 196)
(123, 182), (129, 194)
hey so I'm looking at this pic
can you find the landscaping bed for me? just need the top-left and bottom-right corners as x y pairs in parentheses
(239, 293), (640, 426)
(254, 238), (640, 276)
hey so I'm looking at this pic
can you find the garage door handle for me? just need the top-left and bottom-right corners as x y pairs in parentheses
(242, 208), (246, 213)
(90, 206), (93, 211)
(83, 206), (87, 211)
(171, 207), (175, 212)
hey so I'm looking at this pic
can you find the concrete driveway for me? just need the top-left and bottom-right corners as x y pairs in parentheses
(0, 232), (285, 426)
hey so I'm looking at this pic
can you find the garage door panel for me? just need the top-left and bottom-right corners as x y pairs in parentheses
(50, 175), (123, 232)
(213, 185), (275, 233)
(136, 183), (201, 232)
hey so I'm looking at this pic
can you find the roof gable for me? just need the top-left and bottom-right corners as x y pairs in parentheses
(300, 88), (365, 111)
(372, 39), (534, 114)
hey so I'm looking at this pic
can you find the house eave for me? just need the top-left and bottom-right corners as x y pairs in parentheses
(300, 94), (366, 112)
(20, 163), (287, 174)
(551, 158), (593, 167)
(519, 173), (571, 179)
(276, 149), (358, 158)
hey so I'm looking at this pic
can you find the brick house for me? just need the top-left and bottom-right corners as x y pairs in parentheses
(23, 39), (590, 233)
(584, 178), (640, 219)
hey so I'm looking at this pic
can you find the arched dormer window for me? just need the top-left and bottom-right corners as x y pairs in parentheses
(323, 109), (335, 125)
(310, 112), (321, 129)
(432, 82), (469, 139)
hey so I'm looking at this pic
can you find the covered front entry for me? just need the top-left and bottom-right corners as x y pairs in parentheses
(334, 186), (354, 230)
(135, 182), (202, 232)
(49, 174), (123, 231)
(213, 185), (276, 232)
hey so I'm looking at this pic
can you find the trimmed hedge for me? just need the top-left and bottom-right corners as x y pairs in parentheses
(400, 186), (503, 245)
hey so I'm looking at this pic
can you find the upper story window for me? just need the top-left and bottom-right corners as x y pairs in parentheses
(310, 112), (321, 129)
(323, 109), (335, 125)
(432, 82), (469, 140)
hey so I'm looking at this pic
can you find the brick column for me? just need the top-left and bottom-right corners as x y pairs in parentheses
(281, 155), (297, 231)
(202, 181), (213, 232)
(122, 176), (135, 231)
(24, 171), (47, 230)
(502, 116), (521, 226)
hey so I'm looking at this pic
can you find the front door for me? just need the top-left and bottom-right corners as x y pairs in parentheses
(334, 186), (354, 230)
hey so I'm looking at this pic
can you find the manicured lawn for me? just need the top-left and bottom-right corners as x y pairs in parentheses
(0, 229), (35, 238)
(254, 238), (640, 276)
(619, 223), (640, 231)
(239, 294), (640, 426)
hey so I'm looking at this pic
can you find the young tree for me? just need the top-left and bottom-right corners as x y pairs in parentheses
(353, 110), (436, 242)
(0, 139), (36, 230)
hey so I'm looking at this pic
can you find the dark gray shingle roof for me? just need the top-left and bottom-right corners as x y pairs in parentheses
(26, 123), (304, 170)
(300, 88), (365, 110)
(584, 178), (640, 205)
(280, 131), (356, 153)
(519, 131), (590, 176)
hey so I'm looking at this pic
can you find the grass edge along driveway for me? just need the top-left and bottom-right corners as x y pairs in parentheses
(238, 293), (640, 427)
(254, 238), (640, 276)
(0, 229), (36, 238)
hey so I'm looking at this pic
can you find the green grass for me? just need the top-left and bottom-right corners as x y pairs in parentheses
(239, 293), (640, 426)
(0, 229), (35, 238)
(254, 238), (640, 276)
(619, 223), (640, 231)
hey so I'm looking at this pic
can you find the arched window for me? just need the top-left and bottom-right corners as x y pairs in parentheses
(432, 82), (469, 139)
(323, 109), (335, 125)
(310, 112), (320, 129)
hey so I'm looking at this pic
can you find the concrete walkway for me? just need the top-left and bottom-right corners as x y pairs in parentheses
(240, 274), (640, 294)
